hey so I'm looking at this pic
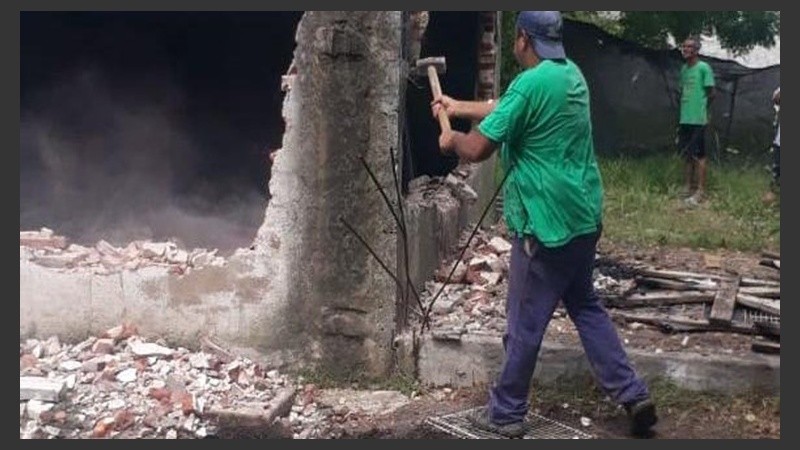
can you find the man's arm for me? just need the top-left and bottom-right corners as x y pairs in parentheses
(432, 96), (496, 122)
(704, 64), (716, 108)
(439, 129), (498, 163)
(706, 86), (715, 106)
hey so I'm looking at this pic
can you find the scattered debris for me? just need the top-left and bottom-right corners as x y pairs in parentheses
(416, 222), (779, 357)
(20, 229), (226, 275)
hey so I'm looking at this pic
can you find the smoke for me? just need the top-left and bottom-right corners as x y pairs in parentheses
(20, 66), (268, 255)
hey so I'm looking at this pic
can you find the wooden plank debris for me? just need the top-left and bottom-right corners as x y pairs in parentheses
(753, 321), (780, 338)
(738, 286), (780, 299)
(709, 276), (741, 326)
(612, 312), (755, 335)
(607, 290), (714, 308)
(751, 338), (780, 355)
(635, 277), (716, 291)
(737, 294), (780, 316)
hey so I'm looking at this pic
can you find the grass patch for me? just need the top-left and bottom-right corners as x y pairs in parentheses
(599, 154), (779, 252)
(530, 375), (780, 438)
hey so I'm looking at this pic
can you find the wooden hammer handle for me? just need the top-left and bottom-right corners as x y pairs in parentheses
(427, 66), (452, 133)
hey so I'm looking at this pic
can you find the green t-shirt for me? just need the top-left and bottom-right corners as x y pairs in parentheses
(478, 59), (603, 248)
(680, 61), (715, 125)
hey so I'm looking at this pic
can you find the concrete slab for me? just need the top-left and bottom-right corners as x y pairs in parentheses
(412, 333), (780, 395)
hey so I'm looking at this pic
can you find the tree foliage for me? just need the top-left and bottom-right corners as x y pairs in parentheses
(501, 11), (779, 90)
(567, 11), (780, 56)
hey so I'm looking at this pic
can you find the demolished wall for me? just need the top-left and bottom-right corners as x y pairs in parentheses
(20, 11), (501, 382)
(21, 11), (405, 380)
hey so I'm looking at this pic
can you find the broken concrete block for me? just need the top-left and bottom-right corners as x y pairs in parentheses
(168, 249), (190, 265)
(20, 354), (39, 370)
(20, 231), (68, 250)
(96, 240), (120, 256)
(116, 368), (138, 384)
(43, 336), (61, 357)
(58, 360), (82, 372)
(92, 417), (116, 438)
(203, 387), (296, 431)
(468, 256), (491, 272)
(67, 244), (91, 254)
(431, 299), (457, 315)
(20, 377), (66, 402)
(189, 353), (210, 369)
(107, 398), (126, 410)
(479, 272), (501, 286)
(26, 399), (55, 420)
(34, 253), (87, 269)
(92, 339), (116, 355)
(85, 252), (102, 265)
(436, 260), (468, 284)
(129, 341), (174, 358)
(488, 237), (512, 254)
(141, 243), (168, 259)
(64, 374), (77, 390)
(190, 250), (218, 267)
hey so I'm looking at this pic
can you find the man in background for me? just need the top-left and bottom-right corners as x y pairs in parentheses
(678, 37), (715, 206)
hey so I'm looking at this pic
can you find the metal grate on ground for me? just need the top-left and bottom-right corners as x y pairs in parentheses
(425, 407), (594, 439)
(740, 308), (780, 327)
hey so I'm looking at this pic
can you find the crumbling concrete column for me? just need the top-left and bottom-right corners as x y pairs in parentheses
(251, 12), (403, 379)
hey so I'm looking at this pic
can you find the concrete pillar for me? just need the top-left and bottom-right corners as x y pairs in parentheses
(252, 12), (403, 379)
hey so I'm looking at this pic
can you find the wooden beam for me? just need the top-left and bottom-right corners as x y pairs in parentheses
(753, 321), (780, 338)
(611, 290), (714, 308)
(709, 276), (741, 326)
(636, 266), (778, 286)
(737, 294), (780, 316)
(636, 267), (721, 281)
(635, 277), (717, 291)
(759, 259), (780, 271)
(611, 312), (755, 335)
(740, 278), (780, 288)
(751, 338), (780, 355)
(738, 286), (780, 299)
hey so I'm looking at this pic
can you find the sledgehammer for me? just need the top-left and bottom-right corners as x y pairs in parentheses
(415, 56), (451, 134)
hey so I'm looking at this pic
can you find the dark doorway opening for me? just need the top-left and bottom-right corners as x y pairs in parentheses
(20, 11), (303, 254)
(403, 11), (480, 191)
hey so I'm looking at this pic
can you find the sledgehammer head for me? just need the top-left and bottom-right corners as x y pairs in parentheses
(415, 56), (447, 76)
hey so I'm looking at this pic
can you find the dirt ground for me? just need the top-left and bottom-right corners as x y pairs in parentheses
(337, 380), (780, 439)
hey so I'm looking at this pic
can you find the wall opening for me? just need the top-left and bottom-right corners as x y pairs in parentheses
(402, 11), (480, 190)
(20, 11), (303, 255)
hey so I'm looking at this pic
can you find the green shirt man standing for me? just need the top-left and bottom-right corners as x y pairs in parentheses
(677, 37), (715, 204)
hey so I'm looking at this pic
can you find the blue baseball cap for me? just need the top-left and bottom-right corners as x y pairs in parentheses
(516, 11), (566, 60)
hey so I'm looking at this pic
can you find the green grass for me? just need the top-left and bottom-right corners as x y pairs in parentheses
(531, 375), (779, 426)
(599, 154), (780, 252)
